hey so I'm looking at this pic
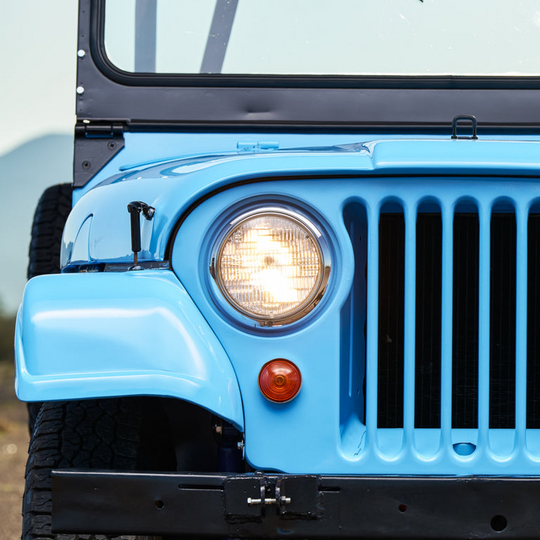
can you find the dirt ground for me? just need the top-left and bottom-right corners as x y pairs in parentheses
(0, 362), (30, 540)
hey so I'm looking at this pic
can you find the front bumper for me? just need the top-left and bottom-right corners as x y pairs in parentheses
(52, 470), (539, 538)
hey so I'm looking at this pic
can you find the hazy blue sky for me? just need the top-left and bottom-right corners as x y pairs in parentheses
(1, 1), (78, 313)
(0, 1), (77, 154)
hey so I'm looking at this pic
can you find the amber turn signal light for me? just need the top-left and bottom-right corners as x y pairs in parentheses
(258, 359), (302, 403)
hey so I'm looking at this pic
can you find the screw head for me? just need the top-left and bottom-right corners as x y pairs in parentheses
(77, 49), (86, 58)
(76, 86), (85, 95)
(82, 161), (91, 170)
(107, 141), (117, 150)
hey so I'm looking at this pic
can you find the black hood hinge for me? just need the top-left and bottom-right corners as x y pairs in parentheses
(73, 121), (127, 188)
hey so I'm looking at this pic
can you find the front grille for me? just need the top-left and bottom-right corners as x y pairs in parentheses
(341, 179), (540, 472)
(376, 213), (521, 430)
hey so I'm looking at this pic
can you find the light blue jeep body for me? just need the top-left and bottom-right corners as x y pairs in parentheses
(15, 131), (540, 474)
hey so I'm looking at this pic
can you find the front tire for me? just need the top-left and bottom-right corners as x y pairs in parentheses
(22, 398), (173, 540)
(26, 184), (72, 434)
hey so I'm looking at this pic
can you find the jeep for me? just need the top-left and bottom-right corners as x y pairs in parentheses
(15, 1), (540, 538)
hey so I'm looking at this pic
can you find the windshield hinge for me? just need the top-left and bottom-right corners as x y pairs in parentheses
(76, 121), (125, 139)
(74, 121), (126, 188)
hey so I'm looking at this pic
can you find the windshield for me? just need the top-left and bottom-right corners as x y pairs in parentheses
(103, 0), (540, 77)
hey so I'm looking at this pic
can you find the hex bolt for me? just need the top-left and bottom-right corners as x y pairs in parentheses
(76, 86), (85, 95)
(77, 49), (86, 58)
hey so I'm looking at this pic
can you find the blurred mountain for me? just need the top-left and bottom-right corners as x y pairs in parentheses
(0, 134), (73, 314)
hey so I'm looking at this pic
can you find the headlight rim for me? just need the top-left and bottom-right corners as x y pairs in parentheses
(210, 205), (331, 328)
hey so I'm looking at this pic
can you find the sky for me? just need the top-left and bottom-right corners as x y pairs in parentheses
(0, 1), (77, 155)
(0, 1), (78, 313)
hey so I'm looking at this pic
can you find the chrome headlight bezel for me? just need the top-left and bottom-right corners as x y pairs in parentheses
(209, 205), (331, 327)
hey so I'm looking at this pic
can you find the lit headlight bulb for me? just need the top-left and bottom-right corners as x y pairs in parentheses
(213, 208), (330, 326)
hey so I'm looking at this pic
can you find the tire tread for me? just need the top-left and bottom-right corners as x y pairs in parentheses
(22, 399), (151, 540)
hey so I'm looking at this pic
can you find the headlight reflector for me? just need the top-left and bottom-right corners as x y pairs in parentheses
(213, 209), (330, 326)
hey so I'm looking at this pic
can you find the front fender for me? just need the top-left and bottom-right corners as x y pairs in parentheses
(14, 270), (243, 430)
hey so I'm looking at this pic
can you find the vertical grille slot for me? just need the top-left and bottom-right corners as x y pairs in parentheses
(415, 211), (442, 428)
(489, 208), (516, 429)
(341, 203), (368, 426)
(527, 211), (540, 428)
(378, 209), (405, 428)
(452, 209), (480, 429)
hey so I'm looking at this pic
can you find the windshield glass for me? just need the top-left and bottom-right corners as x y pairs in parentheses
(103, 0), (540, 76)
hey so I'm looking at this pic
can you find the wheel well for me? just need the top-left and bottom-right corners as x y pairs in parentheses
(148, 397), (243, 472)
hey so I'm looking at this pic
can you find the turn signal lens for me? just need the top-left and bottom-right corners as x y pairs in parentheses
(258, 359), (302, 403)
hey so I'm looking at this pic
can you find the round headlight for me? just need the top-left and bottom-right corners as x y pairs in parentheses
(212, 208), (330, 326)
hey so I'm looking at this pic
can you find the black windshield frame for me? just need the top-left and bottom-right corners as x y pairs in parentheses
(79, 0), (540, 132)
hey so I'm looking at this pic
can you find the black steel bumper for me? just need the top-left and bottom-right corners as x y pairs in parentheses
(52, 470), (540, 538)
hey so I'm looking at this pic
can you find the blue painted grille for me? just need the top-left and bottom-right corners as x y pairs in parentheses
(341, 178), (540, 473)
(376, 212), (522, 431)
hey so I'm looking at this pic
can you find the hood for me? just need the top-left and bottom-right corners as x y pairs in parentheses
(62, 137), (540, 269)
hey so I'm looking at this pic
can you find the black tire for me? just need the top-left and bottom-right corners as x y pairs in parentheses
(22, 398), (173, 540)
(27, 184), (72, 280)
(26, 184), (72, 433)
